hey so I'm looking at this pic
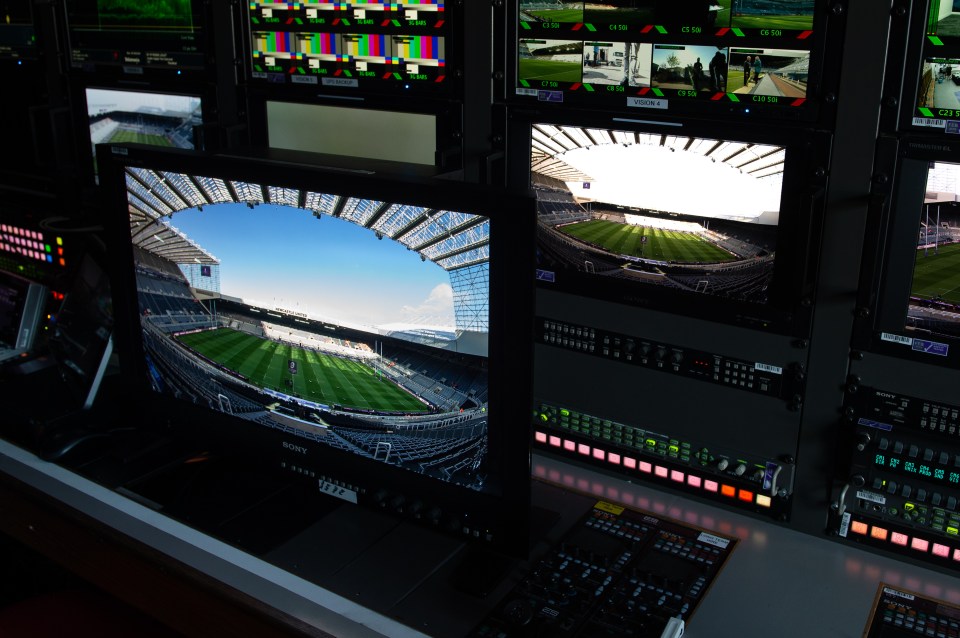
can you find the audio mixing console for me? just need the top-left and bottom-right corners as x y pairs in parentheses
(470, 501), (736, 638)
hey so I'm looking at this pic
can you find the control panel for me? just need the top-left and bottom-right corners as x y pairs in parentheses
(471, 501), (735, 638)
(534, 402), (794, 519)
(833, 387), (960, 570)
(863, 583), (960, 638)
(538, 317), (804, 405)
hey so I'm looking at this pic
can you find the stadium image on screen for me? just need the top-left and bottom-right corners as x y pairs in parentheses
(916, 58), (960, 115)
(726, 48), (808, 98)
(519, 1), (583, 23)
(125, 168), (493, 490)
(531, 123), (783, 304)
(907, 162), (960, 339)
(87, 88), (201, 175)
(729, 0), (814, 30)
(519, 38), (583, 85)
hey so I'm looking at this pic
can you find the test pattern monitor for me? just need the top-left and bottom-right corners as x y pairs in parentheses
(246, 0), (459, 98)
(101, 145), (535, 555)
(506, 0), (832, 121)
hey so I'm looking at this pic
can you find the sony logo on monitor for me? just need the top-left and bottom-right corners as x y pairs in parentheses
(282, 441), (308, 455)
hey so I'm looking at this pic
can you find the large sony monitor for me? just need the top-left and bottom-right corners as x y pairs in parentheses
(100, 144), (536, 555)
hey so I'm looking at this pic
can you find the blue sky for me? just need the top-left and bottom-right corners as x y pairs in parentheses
(164, 202), (456, 329)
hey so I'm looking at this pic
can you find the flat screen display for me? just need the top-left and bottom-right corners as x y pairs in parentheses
(67, 0), (205, 73)
(102, 148), (534, 552)
(510, 0), (820, 117)
(122, 165), (497, 493)
(0, 1), (37, 60)
(532, 122), (799, 323)
(905, 161), (960, 339)
(86, 87), (202, 177)
(911, 1), (960, 130)
(247, 0), (454, 94)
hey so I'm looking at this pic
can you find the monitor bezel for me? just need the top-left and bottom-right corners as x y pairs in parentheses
(854, 136), (960, 369)
(73, 81), (211, 187)
(508, 109), (831, 337)
(99, 144), (536, 557)
(891, 0), (960, 134)
(64, 0), (211, 80)
(498, 0), (840, 125)
(240, 1), (469, 103)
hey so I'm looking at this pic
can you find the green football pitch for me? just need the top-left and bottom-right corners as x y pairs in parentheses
(519, 59), (582, 83)
(523, 9), (584, 22)
(912, 243), (960, 305)
(731, 15), (813, 30)
(105, 129), (174, 147)
(175, 328), (430, 413)
(559, 219), (737, 263)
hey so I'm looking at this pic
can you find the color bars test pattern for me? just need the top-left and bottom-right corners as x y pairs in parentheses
(255, 33), (443, 63)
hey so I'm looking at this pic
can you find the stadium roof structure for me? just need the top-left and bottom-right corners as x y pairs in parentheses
(124, 167), (490, 273)
(530, 124), (786, 183)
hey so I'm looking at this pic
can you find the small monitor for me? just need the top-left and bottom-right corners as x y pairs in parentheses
(903, 0), (960, 132)
(0, 270), (45, 363)
(66, 0), (205, 75)
(523, 115), (827, 335)
(100, 145), (535, 555)
(85, 87), (202, 179)
(246, 0), (457, 97)
(0, 0), (38, 61)
(857, 137), (960, 368)
(508, 0), (826, 121)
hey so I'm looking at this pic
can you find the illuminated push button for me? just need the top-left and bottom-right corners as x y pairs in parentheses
(923, 448), (935, 462)
(902, 485), (912, 498)
(894, 441), (904, 454)
(734, 464), (747, 477)
(879, 438), (890, 451)
(717, 459), (729, 471)
(932, 493), (943, 507)
(940, 452), (950, 466)
(886, 481), (898, 494)
(916, 489), (927, 503)
(908, 445), (919, 458)
(948, 497), (958, 511)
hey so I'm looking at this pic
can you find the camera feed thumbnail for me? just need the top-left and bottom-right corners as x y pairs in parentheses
(126, 169), (492, 490)
(518, 1), (814, 31)
(916, 58), (960, 117)
(519, 38), (583, 84)
(652, 44), (728, 92)
(86, 88), (201, 175)
(907, 162), (960, 339)
(727, 48), (808, 98)
(927, 1), (960, 39)
(531, 124), (784, 304)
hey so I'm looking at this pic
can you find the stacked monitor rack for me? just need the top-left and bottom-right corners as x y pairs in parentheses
(508, 0), (841, 528)
(3, 0), (960, 636)
(829, 0), (960, 572)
